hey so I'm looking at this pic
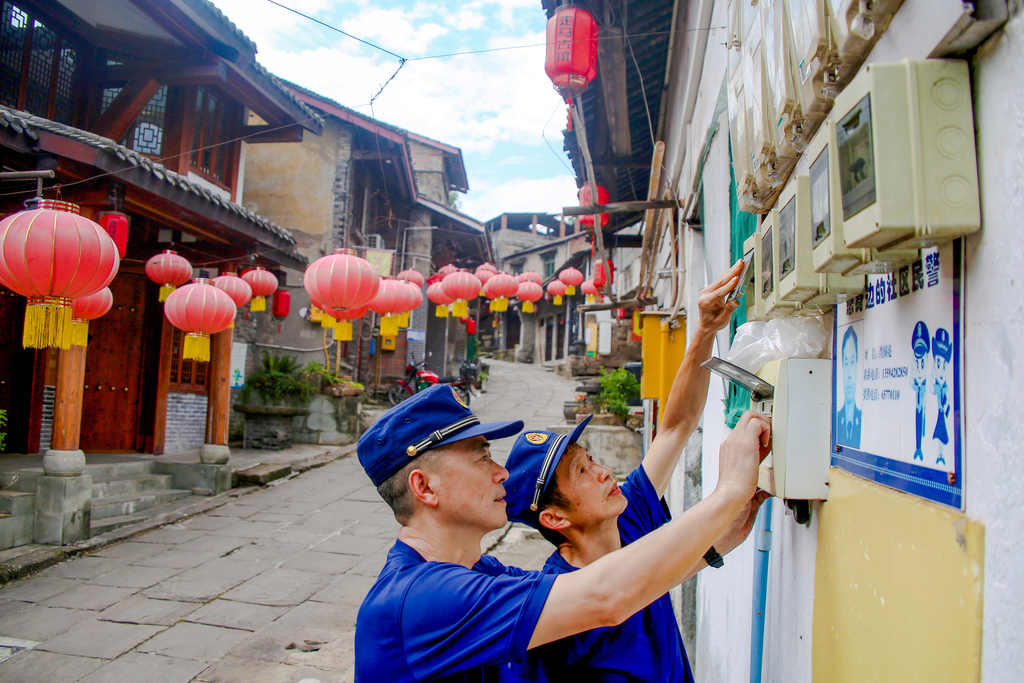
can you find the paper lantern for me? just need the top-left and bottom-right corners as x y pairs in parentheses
(99, 212), (129, 258)
(163, 279), (236, 362)
(436, 264), (459, 277)
(545, 7), (598, 98)
(241, 267), (278, 312)
(397, 268), (425, 288)
(442, 271), (481, 319)
(547, 279), (567, 306)
(559, 267), (584, 296)
(396, 281), (422, 329)
(581, 279), (601, 304)
(428, 281), (453, 318)
(578, 184), (610, 228)
(146, 250), (192, 302)
(517, 281), (543, 314)
(333, 303), (369, 342)
(304, 249), (380, 319)
(211, 272), (252, 329)
(370, 278), (405, 338)
(70, 287), (113, 347)
(486, 272), (518, 312)
(593, 257), (614, 289)
(517, 271), (543, 285)
(0, 200), (120, 349)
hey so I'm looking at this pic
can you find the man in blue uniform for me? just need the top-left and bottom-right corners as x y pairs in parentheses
(837, 325), (862, 448)
(502, 263), (767, 681)
(354, 342), (771, 680)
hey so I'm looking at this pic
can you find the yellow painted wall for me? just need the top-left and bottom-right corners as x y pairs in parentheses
(813, 469), (984, 682)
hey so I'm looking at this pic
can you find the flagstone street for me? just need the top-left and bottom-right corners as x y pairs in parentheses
(0, 360), (576, 682)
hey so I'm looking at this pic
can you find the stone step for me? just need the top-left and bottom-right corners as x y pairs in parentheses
(89, 489), (192, 521)
(89, 493), (202, 535)
(84, 461), (155, 479)
(91, 474), (175, 498)
(0, 491), (34, 516)
(0, 512), (34, 550)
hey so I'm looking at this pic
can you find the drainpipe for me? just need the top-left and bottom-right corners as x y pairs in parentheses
(750, 498), (773, 683)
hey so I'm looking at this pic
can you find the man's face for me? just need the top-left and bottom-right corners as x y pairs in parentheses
(428, 435), (509, 534)
(550, 444), (628, 529)
(842, 336), (858, 405)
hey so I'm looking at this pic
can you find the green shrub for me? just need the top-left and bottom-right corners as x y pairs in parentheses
(597, 367), (641, 420)
(0, 408), (7, 452)
(303, 361), (345, 386)
(238, 351), (315, 405)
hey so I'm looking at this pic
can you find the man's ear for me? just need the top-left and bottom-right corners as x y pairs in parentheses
(408, 469), (439, 508)
(538, 507), (570, 532)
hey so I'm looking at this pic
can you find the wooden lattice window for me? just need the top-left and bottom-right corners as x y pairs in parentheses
(190, 86), (240, 187)
(169, 327), (208, 392)
(101, 85), (168, 156)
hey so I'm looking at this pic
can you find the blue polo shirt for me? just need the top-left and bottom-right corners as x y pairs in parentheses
(355, 539), (557, 682)
(513, 466), (695, 682)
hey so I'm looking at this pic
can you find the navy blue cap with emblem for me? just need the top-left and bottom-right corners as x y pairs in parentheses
(912, 321), (930, 359)
(933, 327), (952, 362)
(503, 414), (594, 528)
(357, 384), (524, 487)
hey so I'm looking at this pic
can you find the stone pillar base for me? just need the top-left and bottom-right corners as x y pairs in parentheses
(35, 474), (92, 545)
(41, 449), (86, 477)
(199, 444), (230, 464)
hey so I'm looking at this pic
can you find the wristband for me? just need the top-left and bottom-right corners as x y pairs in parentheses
(703, 545), (724, 569)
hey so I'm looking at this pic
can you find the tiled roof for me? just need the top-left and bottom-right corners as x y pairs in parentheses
(0, 106), (306, 264)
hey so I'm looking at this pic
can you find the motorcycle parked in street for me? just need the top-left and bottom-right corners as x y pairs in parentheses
(387, 358), (474, 406)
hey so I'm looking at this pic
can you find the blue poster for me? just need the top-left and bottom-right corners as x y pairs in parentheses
(832, 242), (963, 508)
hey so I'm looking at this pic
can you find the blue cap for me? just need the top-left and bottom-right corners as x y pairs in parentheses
(912, 321), (930, 359)
(933, 327), (952, 362)
(357, 384), (523, 487)
(504, 414), (594, 528)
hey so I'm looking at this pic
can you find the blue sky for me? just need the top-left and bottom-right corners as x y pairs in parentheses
(209, 0), (579, 222)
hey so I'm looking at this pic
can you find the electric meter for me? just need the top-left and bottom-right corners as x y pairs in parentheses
(760, 210), (798, 318)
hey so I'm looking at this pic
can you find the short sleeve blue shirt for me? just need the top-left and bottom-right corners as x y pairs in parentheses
(513, 466), (695, 682)
(354, 539), (557, 682)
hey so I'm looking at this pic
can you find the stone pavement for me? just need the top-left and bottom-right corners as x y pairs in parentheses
(0, 359), (577, 682)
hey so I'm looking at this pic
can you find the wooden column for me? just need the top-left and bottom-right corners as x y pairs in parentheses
(50, 345), (86, 451)
(205, 327), (233, 447)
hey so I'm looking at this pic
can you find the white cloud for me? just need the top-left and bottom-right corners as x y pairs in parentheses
(460, 175), (579, 222)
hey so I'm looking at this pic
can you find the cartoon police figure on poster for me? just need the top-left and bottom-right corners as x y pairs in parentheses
(832, 243), (964, 509)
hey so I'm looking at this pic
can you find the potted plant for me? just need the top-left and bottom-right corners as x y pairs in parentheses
(593, 367), (641, 427)
(303, 362), (364, 397)
(235, 352), (316, 450)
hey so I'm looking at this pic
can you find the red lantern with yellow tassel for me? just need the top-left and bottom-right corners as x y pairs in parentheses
(304, 249), (380, 317)
(398, 281), (423, 328)
(581, 279), (601, 304)
(0, 199), (120, 349)
(396, 268), (425, 288)
(436, 263), (459, 278)
(70, 287), (113, 347)
(333, 303), (369, 342)
(146, 250), (192, 302)
(370, 278), (405, 338)
(547, 279), (567, 306)
(517, 281), (543, 313)
(163, 279), (236, 362)
(211, 272), (252, 329)
(428, 281), (453, 318)
(558, 267), (584, 296)
(241, 267), (278, 312)
(487, 272), (519, 312)
(442, 270), (481, 318)
(517, 271), (542, 285)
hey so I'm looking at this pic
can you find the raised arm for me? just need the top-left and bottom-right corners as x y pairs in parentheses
(642, 261), (743, 497)
(529, 411), (770, 649)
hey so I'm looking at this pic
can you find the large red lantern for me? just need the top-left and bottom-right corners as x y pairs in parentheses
(517, 281), (543, 314)
(241, 267), (278, 312)
(397, 268), (425, 288)
(304, 249), (380, 319)
(517, 271), (542, 285)
(146, 250), (192, 302)
(370, 278), (406, 338)
(70, 287), (113, 347)
(545, 7), (598, 97)
(547, 279), (567, 306)
(578, 184), (610, 228)
(0, 200), (120, 349)
(427, 281), (454, 318)
(163, 279), (236, 362)
(397, 281), (422, 329)
(581, 279), (601, 304)
(211, 272), (252, 329)
(442, 271), (481, 318)
(475, 266), (494, 296)
(558, 267), (584, 296)
(487, 272), (519, 312)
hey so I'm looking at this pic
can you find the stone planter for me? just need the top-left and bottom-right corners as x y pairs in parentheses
(549, 424), (642, 479)
(234, 404), (309, 450)
(291, 395), (365, 446)
(321, 384), (363, 398)
(563, 401), (580, 422)
(580, 412), (626, 427)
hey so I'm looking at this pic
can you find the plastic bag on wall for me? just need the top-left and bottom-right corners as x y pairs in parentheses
(727, 316), (832, 373)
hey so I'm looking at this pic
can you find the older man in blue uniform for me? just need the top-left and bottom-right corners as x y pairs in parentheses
(837, 325), (862, 448)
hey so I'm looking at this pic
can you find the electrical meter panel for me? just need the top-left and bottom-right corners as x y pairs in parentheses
(744, 234), (764, 322)
(727, 0), (761, 212)
(702, 357), (832, 500)
(763, 0), (806, 165)
(827, 0), (906, 86)
(789, 0), (836, 124)
(759, 211), (798, 318)
(776, 175), (864, 308)
(744, 1), (775, 198)
(807, 120), (919, 275)
(831, 59), (980, 251)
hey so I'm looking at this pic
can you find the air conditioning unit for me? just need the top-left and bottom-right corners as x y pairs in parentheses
(366, 234), (385, 250)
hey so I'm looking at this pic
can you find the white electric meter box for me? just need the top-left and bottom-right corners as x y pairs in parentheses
(826, 0), (905, 76)
(764, 0), (806, 162)
(831, 59), (980, 251)
(728, 0), (760, 212)
(776, 175), (864, 307)
(789, 0), (835, 121)
(744, 234), (765, 322)
(744, 2), (777, 197)
(760, 210), (798, 318)
(807, 120), (919, 276)
(702, 357), (832, 501)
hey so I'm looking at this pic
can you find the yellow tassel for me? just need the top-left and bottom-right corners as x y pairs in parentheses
(435, 305), (448, 318)
(250, 296), (266, 312)
(453, 301), (468, 318)
(71, 320), (89, 347)
(398, 312), (410, 329)
(23, 299), (73, 349)
(337, 321), (353, 341)
(587, 295), (596, 304)
(381, 315), (400, 337)
(499, 298), (509, 312)
(229, 319), (235, 329)
(321, 314), (334, 329)
(492, 319), (499, 328)
(488, 301), (495, 312)
(566, 285), (576, 296)
(523, 301), (534, 313)
(159, 284), (175, 302)
(183, 333), (211, 362)
(554, 296), (563, 306)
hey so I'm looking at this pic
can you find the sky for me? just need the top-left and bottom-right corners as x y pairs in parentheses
(208, 0), (580, 223)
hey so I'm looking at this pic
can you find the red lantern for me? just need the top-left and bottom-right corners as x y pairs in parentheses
(397, 268), (425, 288)
(99, 212), (129, 258)
(163, 279), (236, 362)
(442, 271), (481, 318)
(581, 279), (601, 304)
(273, 289), (291, 318)
(436, 264), (459, 277)
(517, 281), (543, 314)
(70, 287), (113, 347)
(396, 281), (422, 329)
(517, 271), (542, 285)
(333, 303), (370, 341)
(241, 267), (278, 312)
(304, 249), (380, 318)
(146, 250), (192, 303)
(487, 272), (519, 312)
(578, 185), (610, 228)
(558, 267), (584, 296)
(466, 319), (477, 335)
(475, 266), (494, 295)
(370, 279), (406, 338)
(0, 200), (120, 349)
(545, 7), (598, 97)
(427, 281), (454, 318)
(593, 257), (614, 289)
(211, 272), (251, 329)
(547, 279), (567, 306)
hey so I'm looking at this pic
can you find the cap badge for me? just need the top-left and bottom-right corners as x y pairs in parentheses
(451, 385), (468, 408)
(407, 446), (417, 457)
(525, 432), (549, 445)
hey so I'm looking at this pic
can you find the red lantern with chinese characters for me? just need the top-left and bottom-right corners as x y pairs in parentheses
(370, 279), (406, 338)
(304, 249), (380, 316)
(428, 281), (454, 318)
(163, 279), (236, 362)
(581, 279), (601, 304)
(593, 257), (614, 289)
(396, 268), (425, 288)
(547, 279), (567, 306)
(211, 272), (252, 329)
(578, 184), (610, 228)
(517, 271), (542, 285)
(517, 281), (543, 314)
(99, 212), (129, 258)
(70, 287), (113, 347)
(241, 267), (278, 312)
(559, 266), (584, 296)
(0, 199), (120, 349)
(487, 272), (519, 312)
(146, 250), (192, 303)
(333, 303), (370, 342)
(442, 271), (481, 318)
(545, 7), (598, 98)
